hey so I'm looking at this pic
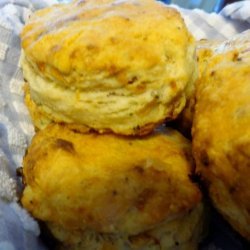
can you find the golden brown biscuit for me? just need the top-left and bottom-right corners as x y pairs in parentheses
(21, 124), (203, 249)
(176, 30), (250, 136)
(192, 31), (250, 239)
(21, 0), (197, 135)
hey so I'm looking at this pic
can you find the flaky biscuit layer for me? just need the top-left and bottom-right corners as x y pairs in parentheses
(21, 0), (196, 135)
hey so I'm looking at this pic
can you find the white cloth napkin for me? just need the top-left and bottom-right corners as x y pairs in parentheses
(0, 1), (56, 249)
(0, 1), (249, 250)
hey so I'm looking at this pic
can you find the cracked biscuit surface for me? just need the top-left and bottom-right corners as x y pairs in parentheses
(21, 0), (196, 135)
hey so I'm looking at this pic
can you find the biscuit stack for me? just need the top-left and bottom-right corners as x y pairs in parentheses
(20, 0), (205, 249)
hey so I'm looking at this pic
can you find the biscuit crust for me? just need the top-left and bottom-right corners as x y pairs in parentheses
(192, 31), (250, 239)
(21, 0), (196, 135)
(177, 31), (250, 136)
(21, 124), (202, 245)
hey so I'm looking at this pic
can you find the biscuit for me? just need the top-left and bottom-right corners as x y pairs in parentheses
(21, 124), (204, 249)
(176, 30), (250, 136)
(192, 31), (250, 239)
(21, 0), (197, 135)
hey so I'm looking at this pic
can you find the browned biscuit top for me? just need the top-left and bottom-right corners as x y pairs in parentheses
(21, 0), (194, 88)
